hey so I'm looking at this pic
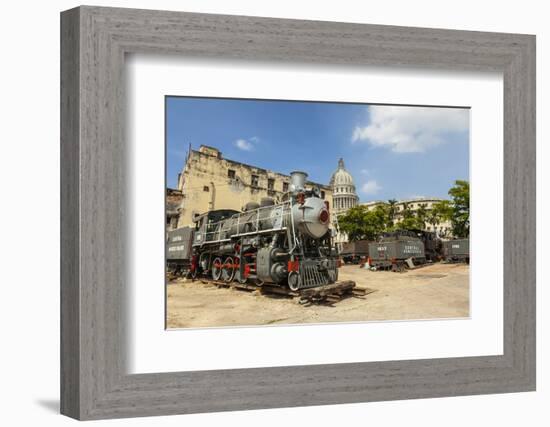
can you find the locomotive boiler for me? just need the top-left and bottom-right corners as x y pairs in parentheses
(186, 171), (338, 291)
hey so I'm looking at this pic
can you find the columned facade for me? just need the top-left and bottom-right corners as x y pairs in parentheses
(330, 158), (359, 244)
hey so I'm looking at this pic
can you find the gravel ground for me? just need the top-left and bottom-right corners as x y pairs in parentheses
(166, 263), (469, 329)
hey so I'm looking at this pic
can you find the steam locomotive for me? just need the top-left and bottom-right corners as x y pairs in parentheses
(167, 171), (339, 291)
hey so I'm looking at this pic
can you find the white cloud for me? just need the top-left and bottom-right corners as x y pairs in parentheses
(360, 168), (370, 175)
(235, 138), (254, 151)
(361, 180), (382, 195)
(352, 106), (469, 153)
(234, 136), (261, 151)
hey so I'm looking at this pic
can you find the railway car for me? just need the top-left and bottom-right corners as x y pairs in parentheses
(340, 240), (371, 264)
(414, 229), (443, 261)
(186, 171), (339, 291)
(166, 226), (194, 276)
(368, 230), (426, 271)
(442, 238), (470, 263)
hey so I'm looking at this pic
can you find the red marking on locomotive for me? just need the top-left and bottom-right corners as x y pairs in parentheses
(287, 260), (300, 272)
(318, 209), (330, 224)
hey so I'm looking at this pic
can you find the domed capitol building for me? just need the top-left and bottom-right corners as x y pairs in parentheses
(330, 158), (359, 214)
(330, 158), (359, 244)
(328, 157), (453, 243)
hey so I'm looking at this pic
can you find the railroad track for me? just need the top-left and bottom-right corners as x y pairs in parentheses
(194, 278), (376, 306)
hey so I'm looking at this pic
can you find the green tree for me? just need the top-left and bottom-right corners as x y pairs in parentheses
(448, 180), (470, 237)
(401, 202), (413, 220)
(337, 180), (469, 240)
(397, 202), (424, 231)
(338, 205), (389, 241)
(416, 203), (428, 229)
(430, 200), (453, 234)
(432, 200), (453, 220)
(337, 205), (367, 241)
(387, 199), (398, 227)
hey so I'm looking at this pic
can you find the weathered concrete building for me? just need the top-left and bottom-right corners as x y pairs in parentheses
(175, 145), (332, 227)
(166, 188), (183, 231)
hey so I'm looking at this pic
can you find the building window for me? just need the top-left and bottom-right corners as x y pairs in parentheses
(203, 186), (209, 192)
(228, 169), (236, 179)
(283, 182), (289, 192)
(251, 174), (259, 187)
(267, 178), (274, 191)
(321, 190), (325, 199)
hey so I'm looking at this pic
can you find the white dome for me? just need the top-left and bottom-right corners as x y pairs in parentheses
(330, 158), (358, 214)
(330, 158), (355, 189)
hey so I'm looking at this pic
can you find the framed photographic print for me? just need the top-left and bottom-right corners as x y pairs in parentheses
(164, 97), (471, 330)
(61, 6), (536, 420)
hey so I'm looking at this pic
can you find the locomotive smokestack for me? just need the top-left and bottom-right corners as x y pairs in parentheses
(289, 171), (308, 193)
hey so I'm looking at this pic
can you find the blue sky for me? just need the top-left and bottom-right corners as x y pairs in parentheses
(166, 96), (469, 202)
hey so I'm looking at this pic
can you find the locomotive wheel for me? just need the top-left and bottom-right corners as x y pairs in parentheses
(236, 272), (247, 284)
(211, 257), (222, 281)
(288, 271), (301, 291)
(221, 256), (236, 283)
(234, 258), (247, 284)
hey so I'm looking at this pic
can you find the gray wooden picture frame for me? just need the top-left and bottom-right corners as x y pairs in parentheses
(60, 5), (536, 420)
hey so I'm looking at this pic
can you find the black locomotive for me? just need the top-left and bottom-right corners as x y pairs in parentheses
(167, 171), (339, 291)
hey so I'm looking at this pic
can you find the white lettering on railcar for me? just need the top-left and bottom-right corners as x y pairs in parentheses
(172, 236), (183, 242)
(403, 245), (422, 254)
(452, 244), (460, 249)
(168, 245), (185, 252)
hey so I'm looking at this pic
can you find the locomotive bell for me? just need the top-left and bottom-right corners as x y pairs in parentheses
(289, 171), (308, 193)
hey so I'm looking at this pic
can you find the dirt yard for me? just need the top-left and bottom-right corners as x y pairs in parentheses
(166, 263), (469, 329)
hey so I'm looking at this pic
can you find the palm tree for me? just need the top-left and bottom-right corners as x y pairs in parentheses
(416, 203), (428, 230)
(387, 199), (398, 227)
